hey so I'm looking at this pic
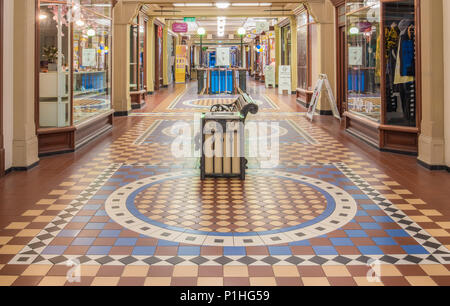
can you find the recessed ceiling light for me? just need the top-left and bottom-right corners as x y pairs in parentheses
(215, 2), (230, 9)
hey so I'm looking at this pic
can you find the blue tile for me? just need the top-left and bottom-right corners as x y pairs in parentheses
(330, 238), (354, 246)
(71, 216), (92, 223)
(223, 246), (246, 256)
(372, 216), (394, 223)
(401, 245), (429, 254)
(357, 246), (383, 255)
(57, 230), (81, 237)
(360, 223), (382, 230)
(84, 223), (106, 230)
(95, 210), (108, 216)
(101, 186), (117, 191)
(352, 194), (370, 200)
(385, 229), (409, 237)
(72, 237), (96, 246)
(355, 211), (369, 217)
(361, 204), (380, 210)
(372, 237), (397, 246)
(91, 195), (108, 200)
(157, 239), (179, 247)
(289, 240), (311, 246)
(313, 246), (338, 255)
(42, 246), (67, 255)
(132, 246), (156, 256)
(178, 246), (201, 256)
(87, 246), (112, 255)
(268, 246), (292, 255)
(343, 186), (359, 190)
(99, 230), (121, 238)
(114, 238), (138, 246)
(345, 230), (368, 238)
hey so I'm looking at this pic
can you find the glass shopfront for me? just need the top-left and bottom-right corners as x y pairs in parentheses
(38, 0), (112, 128)
(281, 25), (291, 66)
(344, 0), (420, 153)
(346, 0), (381, 122)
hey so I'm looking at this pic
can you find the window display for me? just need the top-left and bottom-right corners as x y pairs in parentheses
(281, 25), (291, 66)
(297, 12), (308, 90)
(38, 2), (71, 128)
(383, 0), (417, 127)
(72, 1), (112, 124)
(38, 0), (112, 128)
(346, 0), (381, 122)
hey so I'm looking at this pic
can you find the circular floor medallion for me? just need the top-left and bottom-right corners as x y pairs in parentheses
(105, 170), (357, 246)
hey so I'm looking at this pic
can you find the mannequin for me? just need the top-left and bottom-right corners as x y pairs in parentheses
(393, 19), (415, 125)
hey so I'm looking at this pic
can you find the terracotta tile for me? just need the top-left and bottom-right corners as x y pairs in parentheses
(245, 246), (269, 255)
(224, 266), (249, 277)
(122, 265), (149, 277)
(405, 276), (437, 286)
(171, 277), (197, 286)
(327, 277), (357, 286)
(91, 277), (120, 286)
(301, 277), (330, 286)
(250, 277), (277, 286)
(197, 277), (224, 286)
(148, 266), (174, 277)
(297, 266), (325, 277)
(198, 266), (223, 277)
(322, 266), (351, 277)
(200, 246), (223, 256)
(22, 265), (52, 276)
(290, 246), (315, 255)
(96, 266), (124, 277)
(173, 266), (198, 277)
(248, 266), (274, 277)
(144, 277), (171, 286)
(0, 275), (18, 286)
(12, 276), (43, 286)
(395, 265), (427, 276)
(380, 276), (410, 286)
(275, 277), (303, 286)
(118, 277), (146, 286)
(38, 276), (68, 286)
(223, 277), (250, 286)
(273, 266), (300, 277)
(419, 264), (450, 276)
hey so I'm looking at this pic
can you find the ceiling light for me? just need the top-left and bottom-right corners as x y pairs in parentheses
(197, 27), (206, 35)
(349, 27), (359, 34)
(87, 29), (96, 37)
(238, 27), (246, 36)
(39, 14), (47, 20)
(259, 3), (272, 6)
(76, 20), (85, 26)
(215, 2), (230, 9)
(185, 3), (213, 6)
(232, 3), (259, 6)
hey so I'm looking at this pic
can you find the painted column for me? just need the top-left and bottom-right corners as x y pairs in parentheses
(290, 16), (298, 93)
(275, 25), (281, 86)
(12, 0), (38, 168)
(162, 25), (169, 86)
(112, 2), (139, 115)
(147, 17), (155, 93)
(443, 0), (450, 168)
(308, 1), (337, 113)
(418, 0), (445, 167)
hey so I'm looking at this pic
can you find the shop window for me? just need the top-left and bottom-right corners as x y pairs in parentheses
(297, 12), (309, 90)
(281, 25), (291, 66)
(129, 18), (138, 92)
(72, 0), (112, 125)
(38, 2), (71, 128)
(38, 0), (113, 127)
(383, 0), (417, 127)
(346, 0), (381, 122)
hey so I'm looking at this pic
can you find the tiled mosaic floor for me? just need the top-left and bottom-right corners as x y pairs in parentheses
(1, 82), (450, 286)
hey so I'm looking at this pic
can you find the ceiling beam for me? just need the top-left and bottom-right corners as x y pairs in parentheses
(146, 8), (294, 17)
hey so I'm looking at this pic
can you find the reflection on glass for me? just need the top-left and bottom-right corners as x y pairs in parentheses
(346, 0), (381, 122)
(129, 20), (138, 92)
(297, 12), (308, 90)
(39, 4), (71, 128)
(384, 0), (416, 127)
(72, 0), (112, 125)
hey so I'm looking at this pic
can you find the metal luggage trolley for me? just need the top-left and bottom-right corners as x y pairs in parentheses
(198, 91), (259, 180)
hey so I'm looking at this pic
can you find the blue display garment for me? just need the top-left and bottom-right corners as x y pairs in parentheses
(399, 33), (415, 77)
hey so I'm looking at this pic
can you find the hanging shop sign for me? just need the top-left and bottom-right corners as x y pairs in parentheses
(348, 46), (363, 66)
(307, 74), (341, 122)
(82, 48), (97, 67)
(184, 17), (196, 22)
(158, 26), (163, 38)
(216, 47), (231, 67)
(175, 45), (187, 83)
(172, 23), (188, 33)
(278, 65), (291, 94)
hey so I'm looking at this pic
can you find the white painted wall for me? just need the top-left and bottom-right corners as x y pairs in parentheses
(3, 0), (14, 170)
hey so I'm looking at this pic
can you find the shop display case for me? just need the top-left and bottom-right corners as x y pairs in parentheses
(343, 0), (420, 154)
(36, 0), (113, 155)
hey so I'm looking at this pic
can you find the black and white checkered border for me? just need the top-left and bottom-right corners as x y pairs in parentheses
(335, 162), (450, 259)
(8, 164), (122, 266)
(23, 254), (445, 267)
(134, 120), (164, 145)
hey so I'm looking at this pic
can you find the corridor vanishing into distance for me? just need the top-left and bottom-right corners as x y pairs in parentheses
(0, 80), (450, 287)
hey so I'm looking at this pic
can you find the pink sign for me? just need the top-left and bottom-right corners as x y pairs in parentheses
(172, 23), (188, 33)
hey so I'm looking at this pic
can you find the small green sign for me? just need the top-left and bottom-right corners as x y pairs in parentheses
(184, 17), (196, 22)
